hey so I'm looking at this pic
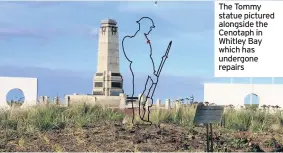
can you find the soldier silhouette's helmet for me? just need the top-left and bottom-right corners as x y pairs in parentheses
(136, 17), (155, 35)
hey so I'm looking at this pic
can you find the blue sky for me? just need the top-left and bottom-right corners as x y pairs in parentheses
(0, 1), (214, 75)
(0, 1), (282, 102)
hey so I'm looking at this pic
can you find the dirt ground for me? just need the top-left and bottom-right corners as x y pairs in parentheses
(1, 121), (283, 152)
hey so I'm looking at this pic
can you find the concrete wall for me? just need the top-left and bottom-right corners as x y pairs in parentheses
(0, 77), (38, 109)
(65, 93), (184, 110)
(65, 94), (122, 107)
(204, 83), (283, 108)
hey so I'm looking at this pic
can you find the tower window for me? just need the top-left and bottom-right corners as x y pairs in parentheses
(95, 82), (103, 87)
(111, 82), (122, 88)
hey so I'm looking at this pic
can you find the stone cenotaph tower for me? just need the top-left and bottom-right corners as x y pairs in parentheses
(93, 19), (124, 96)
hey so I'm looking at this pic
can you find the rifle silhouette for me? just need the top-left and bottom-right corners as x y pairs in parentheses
(139, 41), (173, 123)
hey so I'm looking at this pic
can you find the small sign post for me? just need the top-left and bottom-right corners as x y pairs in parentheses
(193, 105), (224, 152)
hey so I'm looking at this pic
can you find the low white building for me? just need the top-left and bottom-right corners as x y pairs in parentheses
(204, 83), (283, 108)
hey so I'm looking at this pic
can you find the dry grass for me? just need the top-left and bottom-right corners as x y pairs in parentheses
(0, 103), (282, 133)
(0, 103), (283, 151)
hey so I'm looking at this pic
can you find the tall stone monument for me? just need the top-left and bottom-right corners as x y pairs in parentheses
(93, 19), (124, 96)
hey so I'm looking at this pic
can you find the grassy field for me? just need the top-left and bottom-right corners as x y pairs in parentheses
(0, 104), (283, 151)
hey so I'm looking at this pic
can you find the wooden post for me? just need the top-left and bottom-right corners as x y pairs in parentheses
(67, 96), (70, 106)
(206, 124), (209, 152)
(223, 114), (225, 128)
(55, 97), (59, 105)
(220, 114), (225, 128)
(210, 123), (213, 152)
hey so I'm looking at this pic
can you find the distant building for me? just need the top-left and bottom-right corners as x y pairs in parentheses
(204, 83), (283, 109)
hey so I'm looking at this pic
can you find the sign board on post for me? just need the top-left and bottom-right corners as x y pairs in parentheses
(193, 105), (224, 152)
(193, 105), (224, 124)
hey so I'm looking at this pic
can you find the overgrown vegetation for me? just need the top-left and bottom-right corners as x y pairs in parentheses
(224, 108), (283, 132)
(0, 104), (282, 133)
(148, 106), (196, 128)
(0, 104), (124, 132)
(0, 104), (283, 152)
(6, 100), (23, 107)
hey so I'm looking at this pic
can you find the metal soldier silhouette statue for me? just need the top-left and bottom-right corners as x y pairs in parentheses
(122, 17), (172, 125)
